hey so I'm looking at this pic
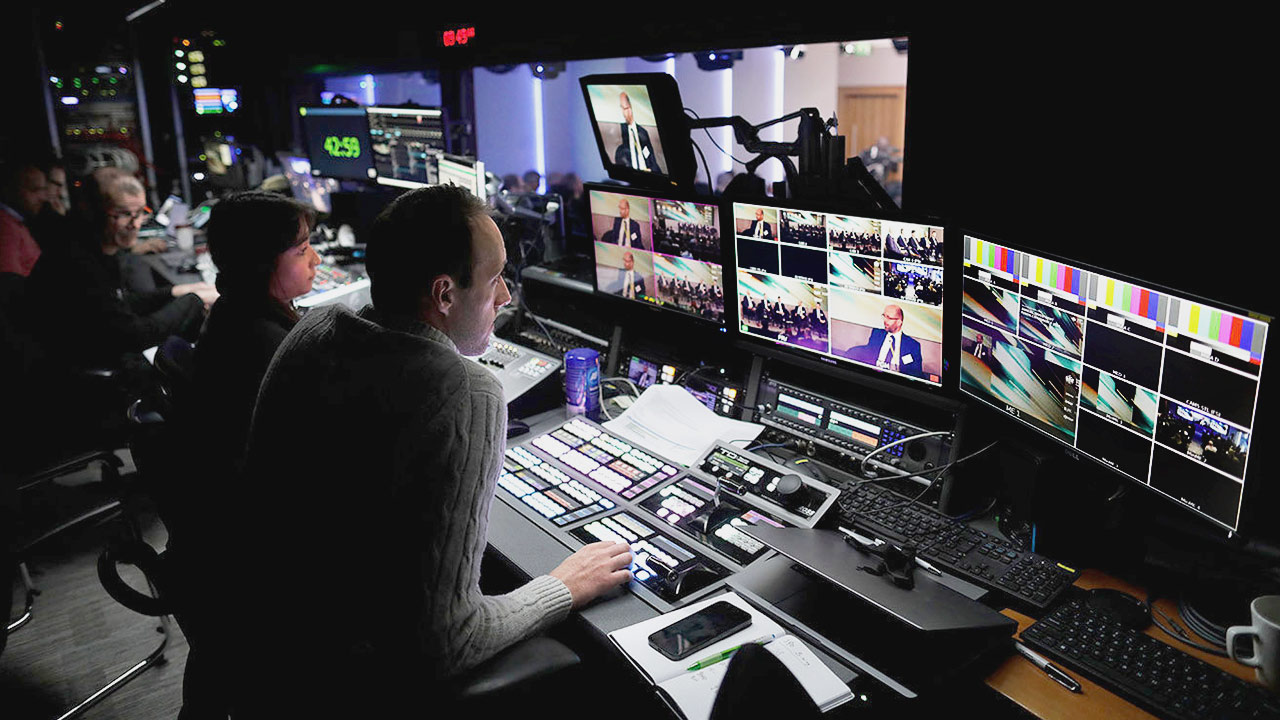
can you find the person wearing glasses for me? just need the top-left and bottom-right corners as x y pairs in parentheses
(26, 170), (216, 369)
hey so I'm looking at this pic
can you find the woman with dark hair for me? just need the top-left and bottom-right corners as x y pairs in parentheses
(167, 190), (317, 719)
(185, 190), (319, 470)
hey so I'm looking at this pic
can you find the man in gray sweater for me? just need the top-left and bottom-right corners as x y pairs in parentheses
(229, 185), (631, 715)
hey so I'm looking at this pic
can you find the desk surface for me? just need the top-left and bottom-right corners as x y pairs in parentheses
(487, 406), (1266, 719)
(988, 568), (1261, 720)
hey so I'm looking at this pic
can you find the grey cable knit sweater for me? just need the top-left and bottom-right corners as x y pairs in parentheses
(233, 303), (572, 706)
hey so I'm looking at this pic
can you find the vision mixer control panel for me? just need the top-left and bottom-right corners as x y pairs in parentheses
(570, 511), (729, 603)
(470, 339), (562, 405)
(495, 417), (846, 608)
(296, 264), (371, 311)
(497, 418), (764, 607)
(692, 444), (840, 528)
(637, 476), (784, 566)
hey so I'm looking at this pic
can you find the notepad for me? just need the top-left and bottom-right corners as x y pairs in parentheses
(608, 592), (853, 720)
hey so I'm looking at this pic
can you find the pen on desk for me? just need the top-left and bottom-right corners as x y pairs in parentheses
(686, 633), (782, 671)
(1014, 641), (1082, 693)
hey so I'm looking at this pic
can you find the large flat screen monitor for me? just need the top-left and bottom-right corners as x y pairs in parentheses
(367, 106), (447, 188)
(586, 183), (725, 326)
(298, 106), (374, 182)
(730, 201), (948, 389)
(580, 73), (697, 191)
(959, 232), (1270, 533)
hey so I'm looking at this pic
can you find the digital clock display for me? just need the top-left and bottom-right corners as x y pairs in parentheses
(299, 106), (374, 180)
(323, 135), (362, 159)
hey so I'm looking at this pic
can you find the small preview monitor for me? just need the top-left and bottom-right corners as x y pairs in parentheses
(580, 73), (697, 190)
(731, 201), (948, 389)
(958, 233), (1270, 533)
(437, 154), (487, 201)
(367, 106), (448, 188)
(277, 154), (339, 215)
(586, 183), (726, 326)
(298, 106), (375, 182)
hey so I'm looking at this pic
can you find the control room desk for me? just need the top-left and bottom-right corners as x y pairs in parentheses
(988, 569), (1263, 720)
(485, 407), (1267, 719)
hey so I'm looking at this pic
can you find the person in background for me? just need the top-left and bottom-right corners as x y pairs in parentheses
(25, 171), (216, 366)
(0, 159), (46, 276)
(522, 169), (542, 193)
(164, 190), (320, 720)
(501, 173), (523, 193)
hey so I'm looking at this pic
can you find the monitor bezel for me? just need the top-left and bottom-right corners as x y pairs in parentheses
(725, 196), (957, 396)
(956, 227), (1272, 536)
(583, 181), (730, 330)
(298, 105), (376, 182)
(579, 73), (698, 191)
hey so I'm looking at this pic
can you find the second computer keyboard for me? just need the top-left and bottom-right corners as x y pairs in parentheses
(835, 482), (1079, 611)
(1022, 597), (1280, 719)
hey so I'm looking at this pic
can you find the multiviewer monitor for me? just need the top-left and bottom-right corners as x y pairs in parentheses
(366, 106), (448, 188)
(580, 73), (697, 190)
(586, 183), (725, 326)
(959, 233), (1270, 533)
(298, 106), (374, 181)
(731, 201), (948, 389)
(277, 154), (338, 215)
(437, 154), (486, 201)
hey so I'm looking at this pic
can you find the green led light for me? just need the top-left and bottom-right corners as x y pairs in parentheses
(109, 77), (117, 84)
(91, 77), (99, 84)
(199, 154), (207, 161)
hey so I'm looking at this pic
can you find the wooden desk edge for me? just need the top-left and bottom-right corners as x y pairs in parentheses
(985, 568), (1265, 720)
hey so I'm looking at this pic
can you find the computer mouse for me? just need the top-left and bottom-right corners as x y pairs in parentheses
(1086, 588), (1152, 630)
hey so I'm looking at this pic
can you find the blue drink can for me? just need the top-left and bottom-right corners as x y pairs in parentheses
(564, 348), (601, 419)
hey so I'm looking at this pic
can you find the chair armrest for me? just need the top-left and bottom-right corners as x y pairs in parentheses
(97, 538), (172, 617)
(456, 636), (580, 701)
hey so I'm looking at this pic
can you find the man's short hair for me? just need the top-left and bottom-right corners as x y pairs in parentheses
(366, 184), (491, 315)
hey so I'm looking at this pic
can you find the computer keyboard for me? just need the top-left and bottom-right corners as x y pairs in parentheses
(835, 482), (1079, 611)
(1022, 597), (1280, 720)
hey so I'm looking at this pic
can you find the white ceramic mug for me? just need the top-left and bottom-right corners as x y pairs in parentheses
(1227, 595), (1280, 692)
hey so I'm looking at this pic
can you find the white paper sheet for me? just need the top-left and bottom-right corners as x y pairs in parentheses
(602, 384), (765, 466)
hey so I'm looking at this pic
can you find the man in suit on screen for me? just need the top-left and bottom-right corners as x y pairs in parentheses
(613, 92), (658, 172)
(744, 208), (773, 240)
(619, 251), (647, 300)
(848, 303), (924, 378)
(602, 197), (643, 248)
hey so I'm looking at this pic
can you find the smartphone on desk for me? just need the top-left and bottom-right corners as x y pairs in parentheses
(647, 600), (753, 661)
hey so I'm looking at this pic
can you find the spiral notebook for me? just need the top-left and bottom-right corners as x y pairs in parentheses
(608, 592), (853, 720)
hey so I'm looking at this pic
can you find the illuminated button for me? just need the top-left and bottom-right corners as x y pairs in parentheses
(588, 467), (630, 493)
(508, 447), (542, 466)
(530, 463), (570, 485)
(560, 480), (601, 505)
(532, 435), (571, 457)
(612, 513), (652, 538)
(559, 450), (600, 474)
(601, 517), (639, 542)
(662, 465), (679, 476)
(523, 494), (563, 519)
(564, 419), (600, 440)
(498, 473), (534, 497)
